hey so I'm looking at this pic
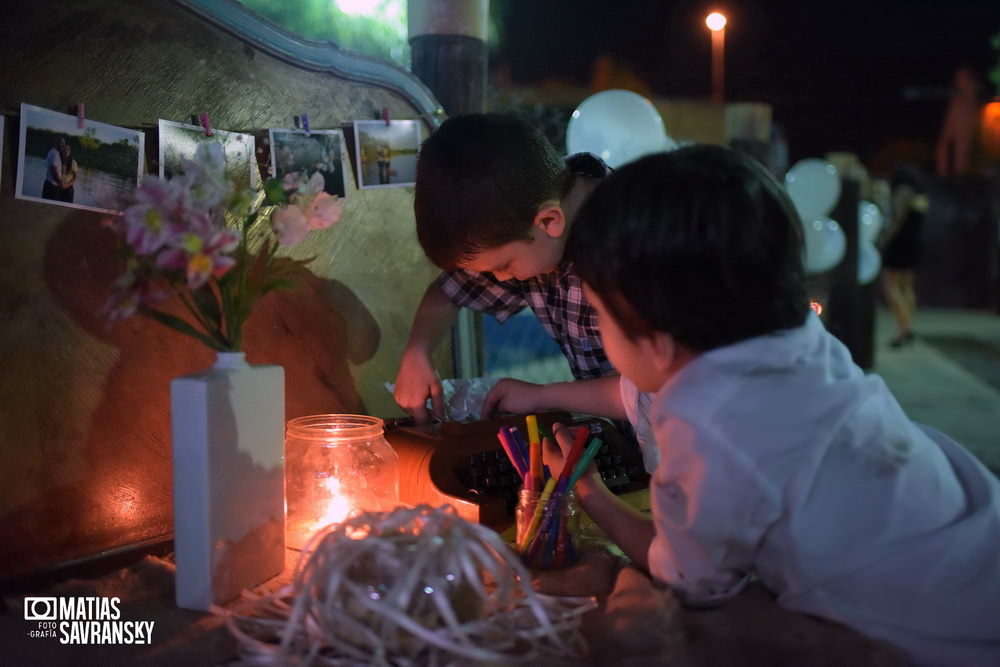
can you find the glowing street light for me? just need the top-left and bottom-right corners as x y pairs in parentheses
(705, 11), (727, 103)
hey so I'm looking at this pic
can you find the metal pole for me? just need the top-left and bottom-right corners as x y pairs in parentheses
(408, 0), (489, 378)
(711, 28), (725, 103)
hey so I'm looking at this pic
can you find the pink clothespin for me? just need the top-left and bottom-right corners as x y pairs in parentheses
(382, 107), (390, 126)
(199, 112), (212, 137)
(301, 113), (310, 136)
(76, 103), (85, 129)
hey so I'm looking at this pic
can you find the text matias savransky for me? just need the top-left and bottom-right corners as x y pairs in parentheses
(24, 596), (155, 645)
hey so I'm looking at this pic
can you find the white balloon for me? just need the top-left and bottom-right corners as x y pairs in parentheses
(785, 159), (841, 220)
(858, 242), (882, 285)
(566, 89), (676, 168)
(857, 200), (883, 245)
(802, 217), (846, 274)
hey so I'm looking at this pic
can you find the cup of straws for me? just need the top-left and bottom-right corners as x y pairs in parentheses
(497, 416), (603, 569)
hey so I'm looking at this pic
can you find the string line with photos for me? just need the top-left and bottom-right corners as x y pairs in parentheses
(2, 102), (428, 215)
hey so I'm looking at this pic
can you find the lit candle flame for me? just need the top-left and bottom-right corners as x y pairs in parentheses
(316, 476), (352, 528)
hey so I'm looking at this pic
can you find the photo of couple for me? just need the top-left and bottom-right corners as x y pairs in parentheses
(41, 135), (77, 203)
(15, 103), (144, 214)
(353, 119), (420, 189)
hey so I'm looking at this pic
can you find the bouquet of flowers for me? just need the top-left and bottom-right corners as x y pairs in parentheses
(102, 143), (342, 351)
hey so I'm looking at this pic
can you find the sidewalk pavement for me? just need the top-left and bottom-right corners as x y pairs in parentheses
(871, 307), (1000, 473)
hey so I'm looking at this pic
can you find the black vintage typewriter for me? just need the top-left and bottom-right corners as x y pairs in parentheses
(384, 412), (649, 531)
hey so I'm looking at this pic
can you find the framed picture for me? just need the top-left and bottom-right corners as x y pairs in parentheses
(158, 119), (259, 192)
(352, 119), (420, 189)
(15, 103), (144, 214)
(269, 128), (349, 198)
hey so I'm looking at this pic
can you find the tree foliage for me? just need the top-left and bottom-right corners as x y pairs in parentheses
(238, 0), (409, 66)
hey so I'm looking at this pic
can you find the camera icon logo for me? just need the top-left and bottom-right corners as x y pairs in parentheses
(24, 597), (57, 621)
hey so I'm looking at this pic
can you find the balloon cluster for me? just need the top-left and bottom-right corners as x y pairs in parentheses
(784, 159), (882, 284)
(564, 92), (883, 286)
(565, 89), (676, 168)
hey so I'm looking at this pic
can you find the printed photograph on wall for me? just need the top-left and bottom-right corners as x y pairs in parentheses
(159, 119), (259, 192)
(15, 103), (144, 214)
(353, 119), (420, 189)
(269, 128), (349, 198)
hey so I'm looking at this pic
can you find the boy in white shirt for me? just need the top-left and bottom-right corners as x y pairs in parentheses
(532, 145), (1000, 665)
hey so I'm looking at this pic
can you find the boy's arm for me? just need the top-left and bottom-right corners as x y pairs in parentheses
(47, 151), (63, 182)
(394, 282), (459, 423)
(546, 422), (655, 568)
(576, 471), (656, 568)
(480, 375), (627, 420)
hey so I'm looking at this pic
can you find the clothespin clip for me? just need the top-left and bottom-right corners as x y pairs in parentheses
(382, 107), (390, 126)
(76, 103), (85, 130)
(301, 113), (310, 136)
(198, 112), (212, 137)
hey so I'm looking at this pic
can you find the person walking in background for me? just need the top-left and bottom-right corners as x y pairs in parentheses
(880, 164), (929, 347)
(935, 65), (987, 179)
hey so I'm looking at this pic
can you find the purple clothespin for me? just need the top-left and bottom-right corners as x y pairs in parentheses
(199, 112), (212, 137)
(76, 103), (85, 129)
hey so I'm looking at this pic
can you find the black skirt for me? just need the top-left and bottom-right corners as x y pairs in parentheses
(883, 212), (923, 270)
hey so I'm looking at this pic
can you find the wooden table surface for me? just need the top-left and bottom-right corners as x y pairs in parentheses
(1, 498), (904, 666)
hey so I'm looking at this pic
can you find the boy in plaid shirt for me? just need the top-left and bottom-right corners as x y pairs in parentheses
(394, 113), (614, 423)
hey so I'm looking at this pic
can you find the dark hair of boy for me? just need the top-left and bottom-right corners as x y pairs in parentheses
(567, 145), (810, 351)
(414, 113), (571, 271)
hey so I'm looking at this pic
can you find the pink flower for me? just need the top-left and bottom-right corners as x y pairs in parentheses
(121, 177), (187, 256)
(273, 189), (342, 244)
(304, 192), (342, 230)
(178, 143), (231, 210)
(156, 227), (240, 289)
(101, 272), (166, 323)
(271, 205), (310, 246)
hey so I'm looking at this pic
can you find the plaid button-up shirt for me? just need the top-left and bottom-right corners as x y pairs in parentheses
(436, 260), (612, 380)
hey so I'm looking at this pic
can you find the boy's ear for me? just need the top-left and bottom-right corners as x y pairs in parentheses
(533, 204), (566, 239)
(648, 332), (676, 375)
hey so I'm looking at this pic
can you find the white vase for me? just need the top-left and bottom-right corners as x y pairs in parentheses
(170, 351), (285, 611)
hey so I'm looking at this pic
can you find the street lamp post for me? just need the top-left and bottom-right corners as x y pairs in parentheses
(706, 11), (727, 103)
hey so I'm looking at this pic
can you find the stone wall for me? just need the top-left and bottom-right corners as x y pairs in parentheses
(0, 0), (448, 576)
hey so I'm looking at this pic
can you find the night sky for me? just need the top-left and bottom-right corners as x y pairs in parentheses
(493, 0), (1000, 170)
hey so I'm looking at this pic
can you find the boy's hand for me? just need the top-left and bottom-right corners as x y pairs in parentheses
(541, 421), (579, 478)
(545, 422), (600, 487)
(480, 379), (545, 420)
(394, 347), (444, 424)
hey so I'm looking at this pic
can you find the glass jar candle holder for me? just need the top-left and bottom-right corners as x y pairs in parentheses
(285, 414), (400, 550)
(515, 487), (580, 570)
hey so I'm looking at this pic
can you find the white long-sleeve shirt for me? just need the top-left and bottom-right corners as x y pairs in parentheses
(639, 313), (1000, 665)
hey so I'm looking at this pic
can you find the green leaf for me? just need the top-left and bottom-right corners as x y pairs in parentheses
(191, 284), (222, 328)
(261, 278), (296, 294)
(142, 308), (228, 351)
(263, 178), (287, 205)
